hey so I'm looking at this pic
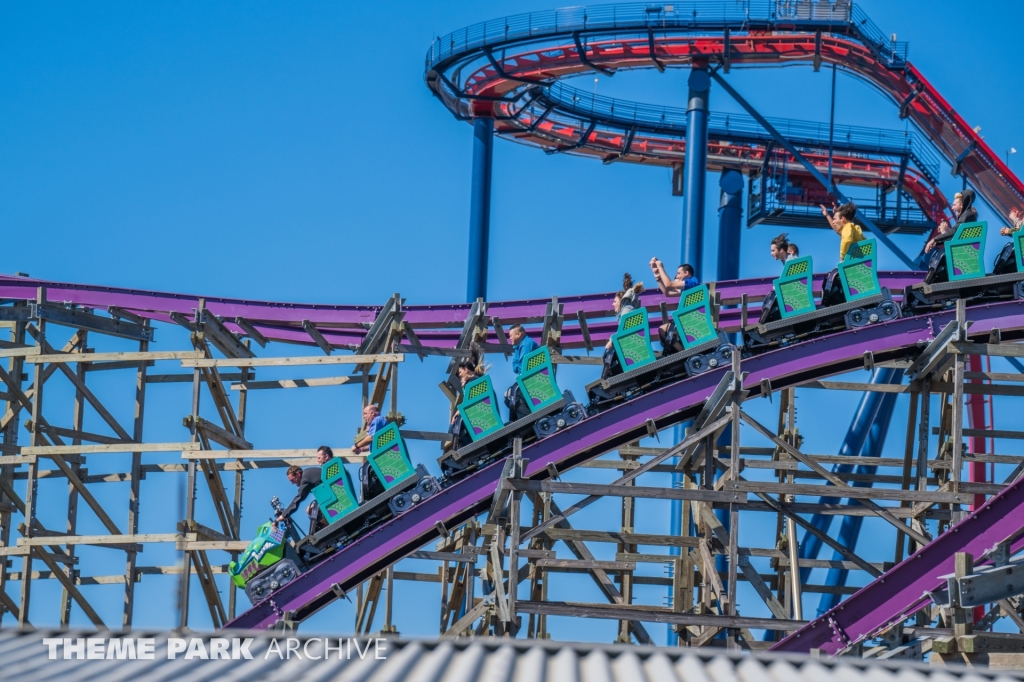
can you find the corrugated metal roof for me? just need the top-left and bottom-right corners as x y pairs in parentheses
(2, 629), (1022, 682)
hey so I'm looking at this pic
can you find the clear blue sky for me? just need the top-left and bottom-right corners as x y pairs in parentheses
(2, 1), (1023, 639)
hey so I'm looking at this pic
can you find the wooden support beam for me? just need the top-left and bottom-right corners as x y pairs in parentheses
(27, 350), (204, 364)
(951, 342), (1024, 357)
(180, 353), (403, 368)
(515, 600), (804, 631)
(229, 374), (374, 391)
(738, 409), (932, 547)
(180, 448), (364, 462)
(22, 442), (191, 455)
(188, 416), (251, 451)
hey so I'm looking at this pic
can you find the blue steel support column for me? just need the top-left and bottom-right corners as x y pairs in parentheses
(797, 368), (898, 582)
(681, 66), (710, 276)
(717, 169), (743, 282)
(467, 117), (494, 303)
(815, 380), (901, 615)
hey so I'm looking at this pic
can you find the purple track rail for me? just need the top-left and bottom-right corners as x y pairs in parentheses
(771, 474), (1024, 655)
(224, 296), (1024, 631)
(0, 272), (923, 349)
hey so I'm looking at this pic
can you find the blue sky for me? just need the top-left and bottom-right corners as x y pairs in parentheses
(2, 1), (1023, 640)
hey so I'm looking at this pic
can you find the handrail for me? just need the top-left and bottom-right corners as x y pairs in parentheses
(541, 81), (941, 181)
(426, 2), (865, 70)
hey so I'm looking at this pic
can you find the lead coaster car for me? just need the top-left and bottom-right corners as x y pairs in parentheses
(229, 496), (306, 604)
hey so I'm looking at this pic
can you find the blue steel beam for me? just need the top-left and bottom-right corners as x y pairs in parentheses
(815, 379), (902, 615)
(681, 66), (710, 277)
(717, 169), (743, 282)
(467, 117), (494, 303)
(708, 70), (917, 270)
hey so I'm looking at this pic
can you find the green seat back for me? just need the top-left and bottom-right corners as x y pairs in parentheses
(367, 423), (415, 490)
(945, 221), (987, 281)
(1014, 229), (1024, 273)
(670, 284), (718, 349)
(611, 307), (657, 371)
(838, 238), (881, 301)
(516, 346), (562, 413)
(774, 256), (816, 318)
(314, 458), (360, 522)
(458, 374), (503, 442)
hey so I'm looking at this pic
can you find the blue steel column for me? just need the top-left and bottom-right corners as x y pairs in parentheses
(681, 66), (710, 275)
(716, 169), (743, 281)
(467, 117), (494, 303)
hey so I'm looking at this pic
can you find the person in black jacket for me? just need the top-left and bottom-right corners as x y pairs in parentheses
(277, 465), (322, 526)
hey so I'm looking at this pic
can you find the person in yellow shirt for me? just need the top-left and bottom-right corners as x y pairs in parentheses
(820, 201), (864, 261)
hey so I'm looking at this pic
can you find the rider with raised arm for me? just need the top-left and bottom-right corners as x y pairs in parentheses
(649, 258), (698, 354)
(649, 258), (698, 296)
(820, 201), (864, 262)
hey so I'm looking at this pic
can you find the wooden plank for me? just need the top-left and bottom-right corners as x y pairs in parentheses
(952, 342), (1024, 357)
(515, 600), (803, 631)
(180, 353), (403, 368)
(534, 559), (636, 571)
(178, 541), (249, 551)
(147, 372), (248, 384)
(26, 351), (204, 364)
(230, 375), (373, 391)
(193, 416), (251, 450)
(964, 371), (1024, 383)
(509, 479), (741, 503)
(394, 344), (471, 358)
(540, 529), (700, 548)
(801, 380), (907, 393)
(21, 442), (192, 455)
(932, 427), (1024, 440)
(180, 449), (364, 463)
(17, 533), (189, 546)
(0, 347), (40, 359)
(723, 480), (971, 504)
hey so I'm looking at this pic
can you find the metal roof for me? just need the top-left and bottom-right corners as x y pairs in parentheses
(3, 629), (1022, 682)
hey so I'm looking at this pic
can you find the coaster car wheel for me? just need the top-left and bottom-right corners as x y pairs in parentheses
(534, 415), (558, 438)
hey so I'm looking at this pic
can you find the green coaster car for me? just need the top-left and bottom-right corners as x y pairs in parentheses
(228, 496), (304, 603)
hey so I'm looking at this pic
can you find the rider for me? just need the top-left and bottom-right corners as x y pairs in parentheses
(821, 201), (864, 262)
(770, 233), (791, 264)
(277, 449), (331, 533)
(993, 207), (1024, 274)
(649, 258), (699, 354)
(602, 274), (643, 379)
(505, 324), (538, 422)
(449, 347), (486, 450)
(787, 242), (800, 259)
(924, 189), (977, 284)
(352, 404), (388, 502)
(999, 207), (1024, 237)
